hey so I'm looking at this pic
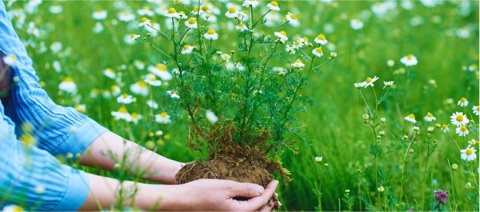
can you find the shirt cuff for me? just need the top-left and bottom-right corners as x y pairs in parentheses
(52, 168), (90, 211)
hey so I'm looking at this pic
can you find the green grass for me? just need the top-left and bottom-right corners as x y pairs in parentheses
(7, 0), (479, 210)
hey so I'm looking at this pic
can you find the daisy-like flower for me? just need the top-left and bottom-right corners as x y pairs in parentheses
(460, 146), (477, 161)
(424, 112), (436, 122)
(440, 124), (449, 133)
(167, 89), (180, 99)
(312, 47), (323, 57)
(148, 64), (173, 81)
(457, 97), (468, 107)
(285, 12), (298, 25)
(314, 34), (328, 45)
(2, 54), (18, 67)
(291, 59), (305, 68)
(134, 60), (145, 70)
(473, 106), (480, 116)
(267, 1), (280, 11)
(144, 74), (162, 86)
(274, 31), (288, 43)
(166, 7), (179, 18)
(129, 112), (143, 125)
(400, 54), (418, 66)
(131, 33), (140, 40)
(468, 139), (477, 146)
(292, 39), (303, 49)
(350, 19), (364, 30)
(155, 112), (171, 124)
(1, 205), (24, 212)
(314, 156), (322, 162)
(137, 6), (155, 17)
(181, 44), (194, 54)
(111, 106), (131, 120)
(237, 10), (249, 21)
(285, 45), (296, 54)
(235, 22), (248, 31)
(206, 110), (219, 124)
(58, 76), (77, 93)
(225, 7), (239, 18)
(363, 76), (379, 88)
(49, 4), (63, 14)
(450, 112), (469, 126)
(92, 9), (107, 20)
(383, 81), (394, 89)
(456, 125), (469, 136)
(354, 82), (365, 88)
(220, 53), (231, 61)
(103, 68), (116, 79)
(117, 93), (135, 104)
(146, 100), (158, 109)
(404, 114), (416, 123)
(74, 104), (86, 113)
(110, 85), (121, 96)
(204, 29), (219, 40)
(130, 81), (149, 96)
(243, 0), (259, 8)
(185, 17), (198, 28)
(139, 17), (151, 27)
(178, 11), (188, 19)
(118, 11), (135, 22)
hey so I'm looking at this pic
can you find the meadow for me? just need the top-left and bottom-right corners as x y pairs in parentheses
(5, 0), (479, 211)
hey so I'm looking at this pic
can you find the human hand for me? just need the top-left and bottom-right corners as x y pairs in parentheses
(175, 179), (279, 211)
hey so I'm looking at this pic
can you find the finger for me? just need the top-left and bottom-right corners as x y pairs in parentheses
(226, 181), (265, 198)
(259, 198), (275, 212)
(241, 180), (279, 211)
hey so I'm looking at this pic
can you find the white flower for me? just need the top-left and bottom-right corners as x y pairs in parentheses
(50, 42), (62, 54)
(148, 64), (172, 81)
(111, 106), (131, 120)
(312, 47), (323, 57)
(134, 60), (145, 70)
(461, 146), (477, 161)
(350, 19), (364, 30)
(2, 54), (18, 67)
(139, 17), (151, 27)
(130, 81), (149, 96)
(473, 106), (480, 116)
(58, 76), (77, 93)
(118, 11), (135, 22)
(225, 7), (239, 18)
(165, 7), (179, 18)
(450, 112), (469, 126)
(274, 31), (288, 43)
(354, 82), (365, 88)
(404, 114), (416, 124)
(363, 76), (379, 88)
(185, 17), (198, 28)
(129, 112), (143, 125)
(131, 33), (140, 40)
(383, 81), (394, 89)
(314, 34), (328, 45)
(314, 156), (322, 162)
(117, 93), (135, 104)
(206, 110), (219, 124)
(181, 44), (194, 54)
(221, 53), (231, 61)
(146, 100), (158, 109)
(1, 205), (24, 212)
(291, 59), (304, 68)
(92, 9), (108, 20)
(103, 68), (116, 79)
(235, 22), (248, 31)
(49, 4), (63, 14)
(457, 97), (468, 107)
(144, 74), (162, 86)
(243, 0), (259, 8)
(285, 45), (296, 54)
(456, 125), (469, 136)
(400, 54), (418, 66)
(440, 124), (449, 133)
(285, 12), (299, 25)
(424, 112), (436, 122)
(155, 112), (171, 124)
(292, 39), (303, 49)
(167, 90), (180, 99)
(204, 29), (219, 40)
(137, 6), (155, 17)
(267, 1), (280, 11)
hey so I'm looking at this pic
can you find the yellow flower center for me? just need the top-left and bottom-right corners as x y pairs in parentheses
(460, 97), (467, 103)
(238, 22), (245, 27)
(9, 54), (17, 60)
(131, 112), (139, 118)
(178, 11), (185, 15)
(294, 59), (302, 63)
(279, 31), (287, 36)
(365, 77), (373, 83)
(130, 33), (138, 39)
(201, 5), (209, 12)
(122, 93), (128, 98)
(427, 113), (433, 118)
(207, 29), (216, 35)
(407, 54), (413, 60)
(456, 114), (464, 122)
(118, 106), (128, 113)
(317, 34), (325, 40)
(476, 106), (480, 111)
(138, 81), (148, 88)
(168, 7), (176, 14)
(294, 40), (301, 46)
(183, 45), (191, 50)
(408, 114), (415, 119)
(289, 13), (297, 20)
(441, 124), (447, 129)
(160, 112), (168, 118)
(460, 126), (467, 132)
(271, 1), (278, 6)
(228, 8), (237, 13)
(303, 37), (309, 42)
(156, 64), (167, 71)
(315, 48), (323, 53)
(141, 17), (148, 23)
(192, 7), (199, 12)
(63, 76), (74, 82)
(466, 148), (473, 155)
(187, 17), (196, 24)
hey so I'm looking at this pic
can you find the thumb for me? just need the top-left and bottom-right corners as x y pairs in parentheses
(227, 181), (265, 198)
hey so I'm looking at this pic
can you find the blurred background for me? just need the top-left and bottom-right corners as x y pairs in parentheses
(5, 0), (479, 210)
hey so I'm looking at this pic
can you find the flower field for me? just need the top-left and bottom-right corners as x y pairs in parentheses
(5, 0), (479, 211)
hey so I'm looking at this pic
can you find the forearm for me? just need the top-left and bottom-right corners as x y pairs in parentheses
(80, 131), (184, 184)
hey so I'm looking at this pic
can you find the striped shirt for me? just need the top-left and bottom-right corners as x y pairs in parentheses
(0, 2), (107, 210)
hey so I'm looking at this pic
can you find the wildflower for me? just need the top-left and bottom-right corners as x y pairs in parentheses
(103, 68), (116, 79)
(285, 12), (298, 25)
(383, 81), (394, 89)
(455, 125), (469, 136)
(291, 59), (304, 68)
(134, 60), (145, 70)
(148, 64), (173, 81)
(180, 44), (194, 55)
(362, 114), (369, 120)
(74, 104), (86, 113)
(441, 124), (449, 133)
(350, 19), (364, 30)
(451, 163), (458, 170)
(92, 9), (108, 20)
(155, 112), (171, 124)
(377, 186), (385, 192)
(130, 81), (149, 96)
(267, 1), (280, 11)
(468, 139), (477, 146)
(274, 31), (288, 43)
(117, 93), (135, 104)
(130, 33), (140, 40)
(144, 74), (162, 86)
(380, 117), (386, 123)
(139, 17), (151, 27)
(49, 4), (63, 14)
(167, 89), (180, 99)
(314, 156), (322, 162)
(110, 85), (121, 96)
(166, 7), (179, 18)
(314, 34), (328, 45)
(434, 190), (448, 205)
(137, 6), (154, 17)
(412, 126), (420, 131)
(292, 39), (303, 49)
(225, 7), (239, 18)
(285, 45), (296, 54)
(466, 182), (472, 188)
(354, 82), (365, 88)
(379, 130), (385, 136)
(2, 54), (18, 67)
(118, 11), (135, 22)
(185, 17), (198, 28)
(237, 10), (249, 21)
(363, 76), (379, 88)
(130, 112), (143, 125)
(461, 146), (476, 161)
(427, 126), (434, 132)
(312, 47), (323, 57)
(58, 76), (77, 93)
(204, 29), (219, 40)
(404, 114), (416, 123)
(467, 64), (478, 71)
(457, 97), (468, 107)
(450, 112), (469, 126)
(111, 106), (131, 120)
(400, 54), (418, 66)
(235, 22), (248, 31)
(177, 11), (187, 19)
(243, 0), (259, 8)
(146, 100), (158, 109)
(93, 22), (104, 34)
(387, 60), (395, 67)
(424, 112), (436, 122)
(1, 205), (24, 212)
(206, 110), (219, 124)
(473, 106), (480, 115)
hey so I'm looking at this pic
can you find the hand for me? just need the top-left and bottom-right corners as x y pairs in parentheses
(175, 179), (279, 211)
